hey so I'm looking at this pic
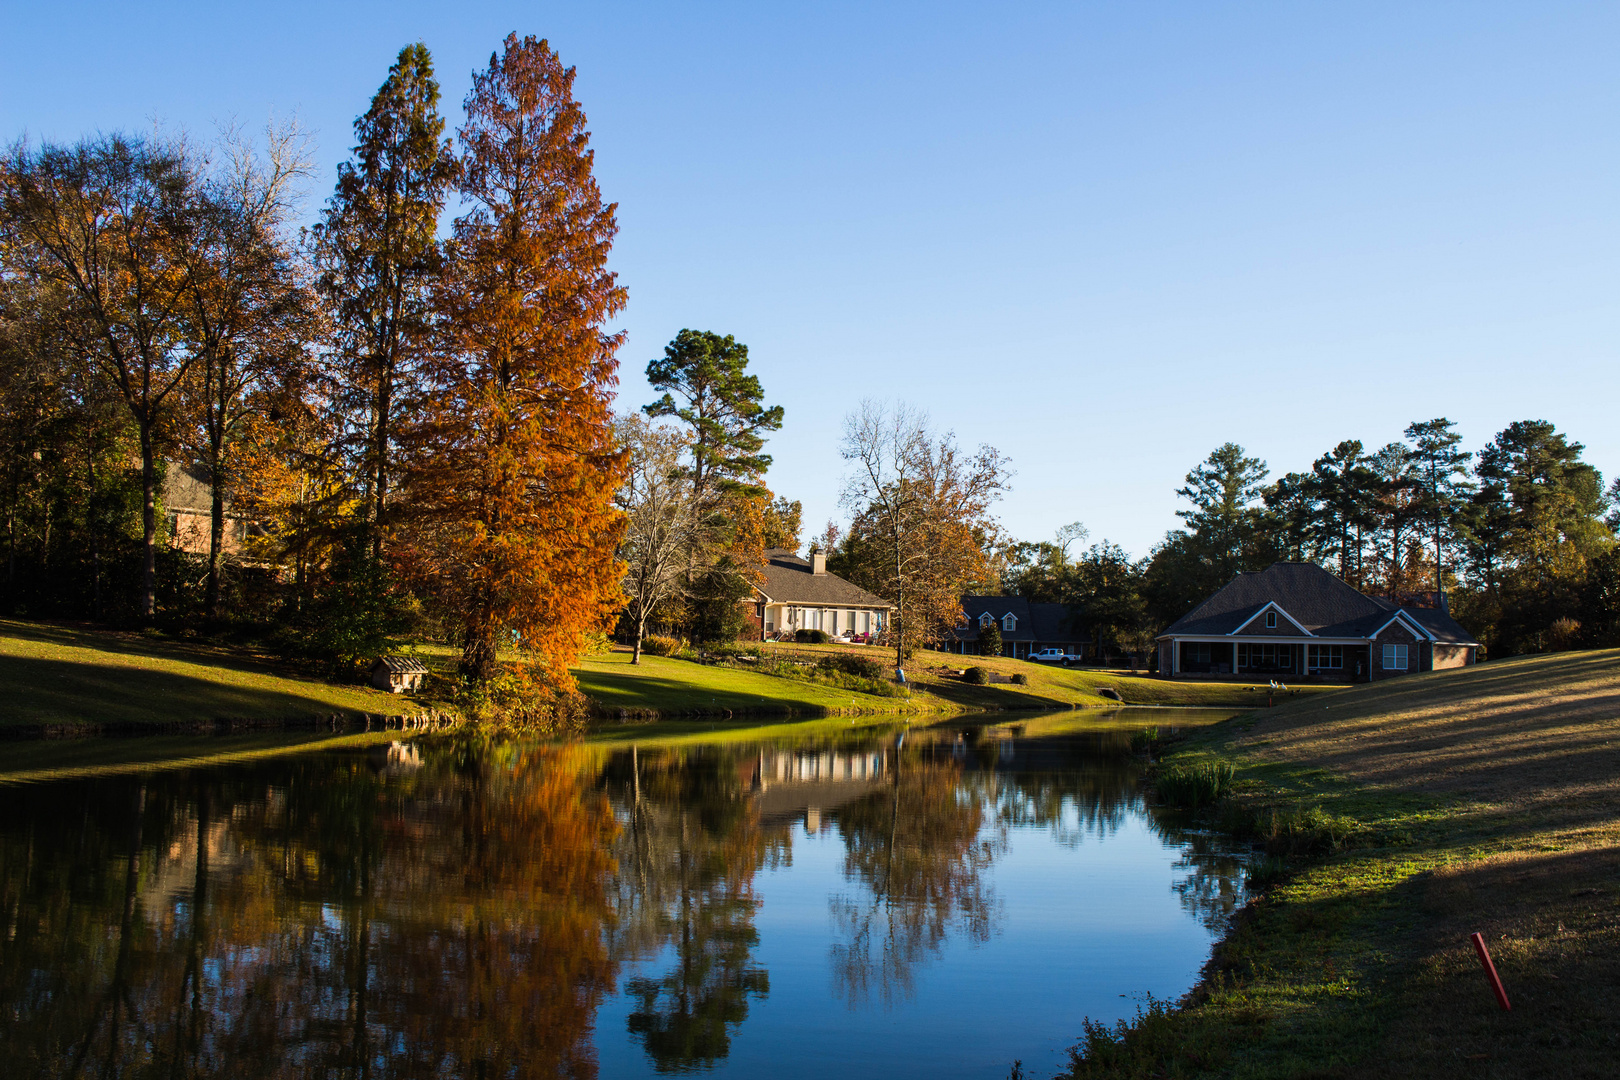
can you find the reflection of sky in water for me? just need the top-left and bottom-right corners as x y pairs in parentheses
(599, 794), (1229, 1079)
(0, 712), (1247, 1080)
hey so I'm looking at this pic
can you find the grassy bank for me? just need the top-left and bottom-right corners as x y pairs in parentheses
(761, 643), (1333, 711)
(0, 618), (1333, 737)
(0, 619), (421, 732)
(1064, 649), (1620, 1079)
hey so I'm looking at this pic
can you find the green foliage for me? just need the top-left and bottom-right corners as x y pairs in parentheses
(1010, 672), (1028, 685)
(794, 628), (830, 644)
(644, 329), (783, 502)
(275, 536), (414, 674)
(686, 563), (754, 646)
(643, 634), (684, 657)
(1154, 761), (1235, 810)
(979, 620), (1003, 657)
(815, 652), (884, 680)
(962, 665), (988, 685)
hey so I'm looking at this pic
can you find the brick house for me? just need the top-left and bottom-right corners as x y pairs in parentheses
(1156, 561), (1478, 681)
(947, 596), (1092, 659)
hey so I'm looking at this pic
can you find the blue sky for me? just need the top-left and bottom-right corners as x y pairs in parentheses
(4, 2), (1616, 557)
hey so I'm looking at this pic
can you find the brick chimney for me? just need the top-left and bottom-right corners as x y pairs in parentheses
(811, 553), (827, 575)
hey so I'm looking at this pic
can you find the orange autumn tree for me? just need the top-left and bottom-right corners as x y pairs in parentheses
(404, 34), (626, 687)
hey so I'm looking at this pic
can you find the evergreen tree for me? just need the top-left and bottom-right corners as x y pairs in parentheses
(1404, 417), (1473, 602)
(313, 43), (455, 561)
(645, 330), (783, 504)
(979, 618), (1003, 657)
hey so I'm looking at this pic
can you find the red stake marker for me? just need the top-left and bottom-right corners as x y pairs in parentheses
(1470, 932), (1512, 1011)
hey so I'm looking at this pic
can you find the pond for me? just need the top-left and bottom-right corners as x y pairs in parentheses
(0, 709), (1252, 1079)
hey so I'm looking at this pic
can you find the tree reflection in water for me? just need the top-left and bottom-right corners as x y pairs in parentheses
(828, 738), (1004, 1008)
(603, 746), (777, 1073)
(0, 719), (1253, 1079)
(0, 743), (620, 1079)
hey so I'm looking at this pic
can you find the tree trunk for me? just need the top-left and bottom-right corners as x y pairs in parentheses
(461, 614), (499, 682)
(208, 482), (225, 620)
(88, 452), (101, 620)
(139, 422), (158, 622)
(372, 372), (391, 563)
(631, 609), (645, 665)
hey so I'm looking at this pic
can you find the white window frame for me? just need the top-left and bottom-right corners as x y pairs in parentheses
(980, 613), (994, 629)
(1381, 643), (1408, 670)
(1003, 614), (1017, 632)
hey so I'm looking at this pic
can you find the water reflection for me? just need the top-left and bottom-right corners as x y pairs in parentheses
(0, 712), (1251, 1079)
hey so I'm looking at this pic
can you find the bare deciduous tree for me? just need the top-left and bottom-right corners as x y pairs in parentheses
(616, 414), (700, 663)
(839, 400), (1010, 671)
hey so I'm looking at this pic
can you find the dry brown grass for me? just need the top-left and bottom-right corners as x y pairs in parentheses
(1063, 650), (1620, 1078)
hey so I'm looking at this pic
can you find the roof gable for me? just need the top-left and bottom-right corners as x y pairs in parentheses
(1230, 600), (1313, 636)
(1161, 563), (1397, 638)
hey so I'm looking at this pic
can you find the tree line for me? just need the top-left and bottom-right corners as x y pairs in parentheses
(1, 34), (803, 696)
(1000, 418), (1617, 661)
(0, 36), (641, 705)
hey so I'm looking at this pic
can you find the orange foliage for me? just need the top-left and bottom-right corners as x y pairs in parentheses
(402, 34), (627, 686)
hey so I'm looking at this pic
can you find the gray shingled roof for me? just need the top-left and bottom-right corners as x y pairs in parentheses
(1160, 562), (1477, 644)
(954, 595), (1091, 645)
(758, 550), (892, 608)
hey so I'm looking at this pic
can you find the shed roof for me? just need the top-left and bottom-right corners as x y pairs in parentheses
(371, 655), (429, 674)
(757, 549), (891, 608)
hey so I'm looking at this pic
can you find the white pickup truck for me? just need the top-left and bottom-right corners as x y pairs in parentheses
(1027, 648), (1071, 664)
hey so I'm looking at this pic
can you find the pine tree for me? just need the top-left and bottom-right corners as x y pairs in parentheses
(645, 330), (783, 505)
(405, 34), (627, 686)
(1403, 418), (1473, 602)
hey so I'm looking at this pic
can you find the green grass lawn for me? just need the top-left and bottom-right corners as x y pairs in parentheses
(762, 643), (1337, 711)
(1062, 649), (1620, 1079)
(0, 617), (1335, 738)
(0, 619), (419, 731)
(574, 648), (915, 716)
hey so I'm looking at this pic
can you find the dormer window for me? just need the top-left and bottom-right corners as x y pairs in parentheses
(1003, 614), (1017, 632)
(1266, 611), (1277, 629)
(980, 613), (994, 629)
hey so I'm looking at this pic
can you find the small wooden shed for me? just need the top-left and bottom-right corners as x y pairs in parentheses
(370, 655), (428, 694)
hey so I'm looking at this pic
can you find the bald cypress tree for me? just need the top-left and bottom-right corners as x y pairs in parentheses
(405, 34), (627, 687)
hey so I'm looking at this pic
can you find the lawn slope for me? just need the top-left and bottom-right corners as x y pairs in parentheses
(1067, 649), (1620, 1079)
(0, 620), (418, 732)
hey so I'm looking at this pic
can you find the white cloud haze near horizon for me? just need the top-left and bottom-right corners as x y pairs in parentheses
(5, 2), (1617, 558)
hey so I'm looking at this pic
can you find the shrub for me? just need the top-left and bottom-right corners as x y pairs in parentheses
(1128, 726), (1160, 754)
(818, 653), (885, 679)
(963, 666), (989, 685)
(795, 628), (830, 644)
(1010, 672), (1029, 685)
(642, 634), (683, 657)
(1155, 761), (1235, 810)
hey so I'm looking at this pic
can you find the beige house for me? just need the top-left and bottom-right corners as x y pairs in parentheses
(749, 549), (892, 641)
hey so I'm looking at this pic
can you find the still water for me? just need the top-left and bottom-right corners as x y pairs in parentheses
(0, 710), (1250, 1079)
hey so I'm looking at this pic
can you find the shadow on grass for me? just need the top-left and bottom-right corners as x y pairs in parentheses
(0, 618), (295, 679)
(574, 667), (857, 716)
(0, 655), (386, 730)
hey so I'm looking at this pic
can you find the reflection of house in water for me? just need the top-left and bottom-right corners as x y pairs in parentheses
(366, 741), (424, 774)
(737, 748), (888, 831)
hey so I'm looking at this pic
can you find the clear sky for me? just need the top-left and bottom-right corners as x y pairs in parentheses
(5, 2), (1617, 557)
